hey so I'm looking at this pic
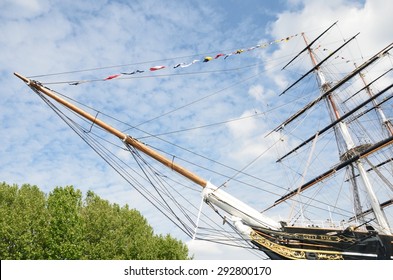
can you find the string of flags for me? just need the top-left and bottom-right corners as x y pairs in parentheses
(68, 34), (300, 85)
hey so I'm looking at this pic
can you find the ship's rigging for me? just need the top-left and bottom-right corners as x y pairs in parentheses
(15, 22), (393, 259)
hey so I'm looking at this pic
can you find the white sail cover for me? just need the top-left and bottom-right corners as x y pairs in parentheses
(202, 182), (281, 230)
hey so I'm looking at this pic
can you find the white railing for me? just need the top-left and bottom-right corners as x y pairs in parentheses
(285, 220), (393, 234)
(284, 219), (365, 231)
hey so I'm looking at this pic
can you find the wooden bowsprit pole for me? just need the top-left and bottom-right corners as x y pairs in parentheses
(14, 72), (208, 188)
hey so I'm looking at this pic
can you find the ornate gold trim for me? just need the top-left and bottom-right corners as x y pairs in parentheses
(250, 231), (344, 260)
(257, 227), (356, 243)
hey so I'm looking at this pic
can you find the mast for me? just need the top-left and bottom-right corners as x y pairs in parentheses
(276, 83), (393, 162)
(356, 64), (393, 136)
(274, 135), (393, 204)
(279, 31), (359, 96)
(301, 34), (392, 235)
(271, 41), (393, 134)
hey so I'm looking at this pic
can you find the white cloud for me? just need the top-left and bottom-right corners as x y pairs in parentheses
(269, 0), (393, 55)
(0, 0), (51, 20)
(248, 84), (264, 101)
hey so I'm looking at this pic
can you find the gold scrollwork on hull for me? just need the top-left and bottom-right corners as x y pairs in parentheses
(250, 231), (344, 260)
(315, 253), (343, 260)
(291, 233), (355, 243)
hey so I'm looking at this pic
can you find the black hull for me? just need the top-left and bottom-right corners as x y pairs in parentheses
(250, 226), (393, 260)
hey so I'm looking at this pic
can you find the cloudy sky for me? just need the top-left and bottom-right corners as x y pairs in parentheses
(1, 0), (393, 259)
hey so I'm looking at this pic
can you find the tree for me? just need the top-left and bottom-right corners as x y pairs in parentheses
(0, 183), (189, 260)
(0, 183), (48, 259)
(46, 186), (84, 259)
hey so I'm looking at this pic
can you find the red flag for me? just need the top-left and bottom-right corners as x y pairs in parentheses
(104, 74), (121, 80)
(149, 65), (166, 71)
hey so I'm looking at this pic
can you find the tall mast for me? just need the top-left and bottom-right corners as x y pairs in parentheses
(356, 64), (393, 136)
(301, 34), (392, 234)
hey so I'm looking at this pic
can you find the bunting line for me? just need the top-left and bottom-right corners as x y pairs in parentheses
(69, 33), (300, 85)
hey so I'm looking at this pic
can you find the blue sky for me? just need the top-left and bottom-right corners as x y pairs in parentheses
(1, 0), (393, 259)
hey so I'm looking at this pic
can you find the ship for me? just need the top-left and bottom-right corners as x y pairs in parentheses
(15, 22), (393, 260)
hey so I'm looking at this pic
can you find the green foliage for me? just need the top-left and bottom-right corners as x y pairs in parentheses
(46, 186), (84, 259)
(0, 182), (189, 260)
(0, 183), (48, 259)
